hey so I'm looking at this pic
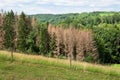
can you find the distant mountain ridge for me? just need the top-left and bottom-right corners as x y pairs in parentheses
(30, 11), (120, 26)
(30, 13), (77, 25)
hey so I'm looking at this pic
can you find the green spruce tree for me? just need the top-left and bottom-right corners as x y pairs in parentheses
(17, 12), (31, 52)
(3, 10), (15, 50)
(49, 33), (56, 57)
(38, 24), (49, 55)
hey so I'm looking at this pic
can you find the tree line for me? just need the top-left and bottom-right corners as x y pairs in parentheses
(0, 10), (120, 64)
(57, 12), (120, 29)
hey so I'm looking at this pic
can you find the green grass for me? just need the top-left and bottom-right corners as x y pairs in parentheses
(112, 64), (120, 68)
(99, 12), (115, 16)
(0, 51), (120, 80)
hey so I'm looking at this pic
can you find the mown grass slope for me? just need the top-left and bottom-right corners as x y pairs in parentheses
(0, 51), (120, 80)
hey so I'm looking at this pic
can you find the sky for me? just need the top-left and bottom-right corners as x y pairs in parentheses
(0, 0), (120, 14)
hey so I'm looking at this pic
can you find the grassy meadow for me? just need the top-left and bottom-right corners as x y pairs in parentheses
(0, 51), (120, 80)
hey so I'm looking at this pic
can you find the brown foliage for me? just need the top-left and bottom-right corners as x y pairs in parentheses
(0, 13), (4, 49)
(14, 15), (19, 49)
(31, 16), (37, 28)
(48, 24), (98, 62)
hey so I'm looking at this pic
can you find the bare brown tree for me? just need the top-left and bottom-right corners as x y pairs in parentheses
(0, 13), (4, 50)
(48, 24), (98, 62)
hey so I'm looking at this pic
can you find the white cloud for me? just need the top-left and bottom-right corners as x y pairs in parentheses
(1, 0), (120, 7)
(35, 0), (120, 7)
(0, 0), (120, 14)
(22, 6), (56, 14)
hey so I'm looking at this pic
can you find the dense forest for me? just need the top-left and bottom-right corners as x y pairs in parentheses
(0, 10), (120, 64)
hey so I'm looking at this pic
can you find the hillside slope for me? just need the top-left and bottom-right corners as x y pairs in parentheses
(0, 51), (120, 80)
(30, 11), (118, 26)
(30, 13), (76, 25)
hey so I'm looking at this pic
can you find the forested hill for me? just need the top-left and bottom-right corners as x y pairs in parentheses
(30, 11), (120, 27)
(0, 11), (120, 63)
(29, 11), (120, 63)
(30, 13), (77, 25)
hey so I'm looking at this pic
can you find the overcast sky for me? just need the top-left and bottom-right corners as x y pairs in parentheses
(0, 0), (120, 14)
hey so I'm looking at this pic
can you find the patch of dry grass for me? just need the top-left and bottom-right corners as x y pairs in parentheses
(0, 50), (120, 76)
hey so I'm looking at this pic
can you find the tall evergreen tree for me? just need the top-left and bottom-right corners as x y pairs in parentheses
(49, 33), (56, 57)
(26, 17), (40, 53)
(38, 24), (49, 55)
(17, 12), (31, 52)
(3, 10), (15, 49)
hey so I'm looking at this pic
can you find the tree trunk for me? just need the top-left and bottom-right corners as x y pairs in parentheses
(69, 53), (72, 68)
(11, 43), (14, 62)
